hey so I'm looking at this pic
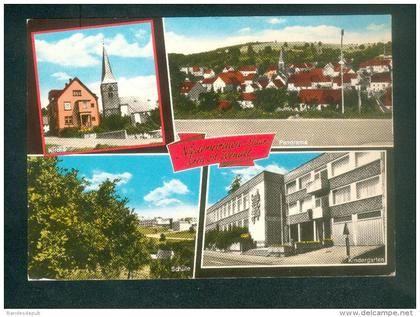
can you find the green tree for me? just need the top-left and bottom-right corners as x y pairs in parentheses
(254, 88), (288, 112)
(198, 91), (219, 111)
(27, 157), (151, 279)
(228, 175), (242, 194)
(159, 233), (166, 242)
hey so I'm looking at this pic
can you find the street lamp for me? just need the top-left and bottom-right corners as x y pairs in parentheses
(343, 222), (351, 262)
(339, 29), (345, 114)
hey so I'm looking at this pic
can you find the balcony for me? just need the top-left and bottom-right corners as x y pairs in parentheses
(306, 172), (329, 195)
(312, 197), (329, 219)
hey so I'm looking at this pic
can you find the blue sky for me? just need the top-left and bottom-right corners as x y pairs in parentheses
(33, 21), (158, 109)
(58, 155), (201, 219)
(164, 15), (391, 54)
(207, 152), (320, 205)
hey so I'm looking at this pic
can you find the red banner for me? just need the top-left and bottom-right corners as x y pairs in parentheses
(167, 133), (275, 172)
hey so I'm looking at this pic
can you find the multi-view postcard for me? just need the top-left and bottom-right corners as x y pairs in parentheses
(31, 20), (166, 155)
(26, 14), (395, 281)
(164, 15), (393, 148)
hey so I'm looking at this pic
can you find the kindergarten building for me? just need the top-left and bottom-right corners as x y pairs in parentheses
(205, 151), (386, 248)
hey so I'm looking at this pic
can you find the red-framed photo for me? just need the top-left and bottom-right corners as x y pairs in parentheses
(30, 19), (169, 155)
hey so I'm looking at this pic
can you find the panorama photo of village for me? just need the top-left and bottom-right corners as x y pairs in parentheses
(32, 20), (164, 154)
(27, 155), (200, 279)
(165, 16), (393, 147)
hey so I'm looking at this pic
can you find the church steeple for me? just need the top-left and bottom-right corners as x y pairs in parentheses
(100, 42), (120, 117)
(278, 48), (285, 72)
(101, 44), (117, 83)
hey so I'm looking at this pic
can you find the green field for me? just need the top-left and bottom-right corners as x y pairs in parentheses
(138, 226), (169, 235)
(165, 231), (196, 240)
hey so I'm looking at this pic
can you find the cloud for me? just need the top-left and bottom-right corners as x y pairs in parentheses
(165, 24), (391, 54)
(268, 18), (286, 25)
(366, 23), (385, 31)
(144, 179), (189, 206)
(86, 75), (158, 113)
(230, 163), (289, 184)
(85, 170), (132, 191)
(35, 32), (153, 67)
(239, 27), (251, 33)
(134, 204), (198, 220)
(133, 28), (147, 40)
(51, 71), (73, 81)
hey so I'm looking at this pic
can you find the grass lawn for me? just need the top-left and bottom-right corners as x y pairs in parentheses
(165, 231), (196, 240)
(138, 226), (169, 235)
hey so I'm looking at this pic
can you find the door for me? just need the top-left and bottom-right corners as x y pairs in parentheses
(356, 211), (384, 245)
(332, 216), (354, 246)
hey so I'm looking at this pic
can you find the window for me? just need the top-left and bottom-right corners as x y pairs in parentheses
(82, 101), (88, 109)
(243, 194), (249, 209)
(358, 210), (381, 219)
(288, 202), (298, 215)
(355, 152), (371, 167)
(232, 200), (236, 214)
(72, 90), (81, 96)
(332, 186), (351, 205)
(356, 176), (380, 200)
(91, 103), (95, 108)
(244, 219), (249, 229)
(228, 202), (231, 215)
(92, 117), (96, 122)
(300, 197), (312, 212)
(299, 173), (311, 189)
(64, 116), (73, 125)
(331, 155), (350, 176)
(286, 181), (297, 194)
(64, 102), (71, 110)
(334, 215), (352, 223)
(237, 196), (242, 211)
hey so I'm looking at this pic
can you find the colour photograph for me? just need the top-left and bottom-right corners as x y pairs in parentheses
(202, 151), (388, 268)
(165, 16), (393, 147)
(27, 154), (201, 279)
(32, 20), (165, 154)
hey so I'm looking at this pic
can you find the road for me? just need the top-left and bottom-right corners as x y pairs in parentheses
(175, 119), (393, 147)
(202, 246), (382, 267)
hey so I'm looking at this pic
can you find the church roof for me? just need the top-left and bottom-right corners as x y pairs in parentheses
(101, 45), (117, 84)
(119, 96), (157, 114)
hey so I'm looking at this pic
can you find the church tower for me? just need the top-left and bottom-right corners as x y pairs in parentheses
(278, 48), (285, 74)
(100, 44), (120, 117)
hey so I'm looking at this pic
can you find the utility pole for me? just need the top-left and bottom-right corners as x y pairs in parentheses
(340, 29), (345, 114)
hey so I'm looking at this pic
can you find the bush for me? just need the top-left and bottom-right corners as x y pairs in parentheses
(59, 127), (83, 138)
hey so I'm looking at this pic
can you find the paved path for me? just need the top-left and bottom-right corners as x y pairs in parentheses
(175, 119), (393, 147)
(202, 246), (383, 267)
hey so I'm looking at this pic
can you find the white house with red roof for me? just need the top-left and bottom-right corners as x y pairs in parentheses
(238, 92), (256, 109)
(212, 71), (243, 93)
(368, 72), (392, 93)
(203, 69), (215, 79)
(238, 65), (258, 76)
(359, 59), (392, 74)
(288, 63), (314, 74)
(201, 77), (217, 92)
(190, 66), (204, 77)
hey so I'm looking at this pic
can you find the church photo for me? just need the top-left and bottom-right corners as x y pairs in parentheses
(31, 20), (165, 154)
